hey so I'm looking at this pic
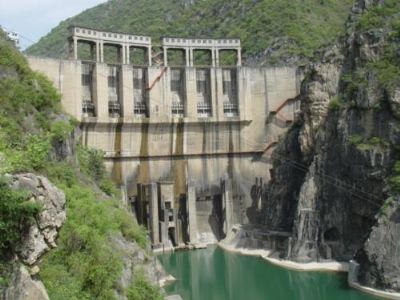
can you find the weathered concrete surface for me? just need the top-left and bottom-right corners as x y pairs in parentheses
(28, 56), (303, 242)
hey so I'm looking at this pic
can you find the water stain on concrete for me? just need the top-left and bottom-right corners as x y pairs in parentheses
(137, 121), (150, 184)
(111, 121), (123, 186)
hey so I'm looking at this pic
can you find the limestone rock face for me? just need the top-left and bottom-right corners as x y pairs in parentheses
(11, 173), (66, 265)
(356, 198), (400, 291)
(3, 265), (49, 300)
(111, 234), (168, 300)
(1, 174), (66, 300)
(263, 0), (400, 292)
(389, 89), (400, 118)
(298, 61), (342, 157)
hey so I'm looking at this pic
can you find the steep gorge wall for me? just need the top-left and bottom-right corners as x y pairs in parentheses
(263, 0), (400, 292)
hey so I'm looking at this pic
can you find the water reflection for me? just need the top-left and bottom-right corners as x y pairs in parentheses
(158, 246), (379, 300)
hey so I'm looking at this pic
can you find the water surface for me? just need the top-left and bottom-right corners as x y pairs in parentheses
(158, 246), (380, 300)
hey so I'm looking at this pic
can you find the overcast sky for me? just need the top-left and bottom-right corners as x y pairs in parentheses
(0, 0), (108, 49)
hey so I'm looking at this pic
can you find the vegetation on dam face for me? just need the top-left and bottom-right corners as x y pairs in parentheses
(26, 0), (354, 65)
(0, 29), (163, 300)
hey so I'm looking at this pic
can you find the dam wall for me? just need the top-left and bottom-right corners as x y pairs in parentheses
(27, 29), (302, 245)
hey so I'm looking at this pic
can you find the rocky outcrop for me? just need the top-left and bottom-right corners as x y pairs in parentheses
(298, 58), (342, 156)
(356, 197), (400, 292)
(11, 173), (66, 265)
(2, 173), (66, 300)
(3, 265), (49, 300)
(262, 0), (400, 293)
(111, 234), (169, 300)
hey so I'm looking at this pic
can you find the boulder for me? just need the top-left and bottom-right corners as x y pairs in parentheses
(3, 265), (49, 300)
(11, 173), (66, 265)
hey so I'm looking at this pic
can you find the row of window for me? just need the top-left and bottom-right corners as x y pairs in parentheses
(75, 28), (150, 42)
(81, 65), (238, 118)
(82, 100), (238, 118)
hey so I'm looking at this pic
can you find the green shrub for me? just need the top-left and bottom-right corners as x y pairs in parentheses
(0, 177), (41, 255)
(45, 162), (78, 187)
(78, 146), (107, 183)
(379, 197), (395, 219)
(390, 175), (400, 193)
(0, 36), (30, 74)
(127, 271), (163, 300)
(99, 178), (119, 196)
(114, 209), (148, 248)
(30, 72), (61, 111)
(41, 184), (122, 299)
(349, 135), (389, 150)
(0, 262), (12, 289)
(368, 137), (389, 147)
(349, 134), (363, 145)
(355, 0), (400, 92)
(50, 120), (74, 143)
(4, 134), (51, 172)
(328, 96), (343, 111)
(0, 42), (61, 174)
(368, 53), (400, 91)
(356, 0), (399, 32)
(393, 161), (400, 174)
(40, 180), (148, 299)
(342, 71), (369, 100)
(25, 134), (51, 170)
(389, 161), (400, 194)
(77, 145), (120, 196)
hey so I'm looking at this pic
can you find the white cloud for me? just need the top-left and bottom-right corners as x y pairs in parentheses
(0, 0), (107, 49)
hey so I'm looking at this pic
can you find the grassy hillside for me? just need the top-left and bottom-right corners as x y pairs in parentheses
(0, 30), (162, 300)
(26, 0), (354, 65)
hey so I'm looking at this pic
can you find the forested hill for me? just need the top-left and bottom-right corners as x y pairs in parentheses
(26, 0), (354, 65)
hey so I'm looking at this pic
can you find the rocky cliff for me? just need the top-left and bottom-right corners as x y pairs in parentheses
(2, 173), (66, 300)
(263, 0), (400, 292)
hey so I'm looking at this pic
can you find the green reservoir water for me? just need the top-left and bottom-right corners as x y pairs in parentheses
(158, 246), (380, 300)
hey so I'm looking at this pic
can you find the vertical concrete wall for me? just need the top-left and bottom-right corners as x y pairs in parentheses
(94, 63), (109, 118)
(223, 179), (234, 235)
(149, 183), (159, 245)
(186, 68), (197, 118)
(187, 185), (198, 243)
(27, 56), (302, 240)
(28, 57), (82, 118)
(122, 65), (134, 118)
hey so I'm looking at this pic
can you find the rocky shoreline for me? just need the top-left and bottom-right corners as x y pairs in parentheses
(219, 225), (400, 300)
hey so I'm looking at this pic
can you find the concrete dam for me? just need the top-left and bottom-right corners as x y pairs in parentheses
(28, 26), (303, 250)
